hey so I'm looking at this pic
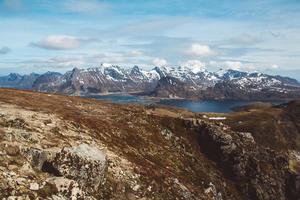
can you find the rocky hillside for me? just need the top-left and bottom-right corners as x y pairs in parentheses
(0, 88), (299, 199)
(224, 101), (300, 152)
(1, 65), (300, 100)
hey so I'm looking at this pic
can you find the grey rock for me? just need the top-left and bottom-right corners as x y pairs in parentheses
(29, 182), (39, 191)
(52, 144), (107, 193)
(22, 144), (108, 196)
(187, 118), (291, 200)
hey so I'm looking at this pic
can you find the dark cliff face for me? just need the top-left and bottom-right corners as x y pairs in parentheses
(221, 101), (300, 199)
(186, 120), (293, 200)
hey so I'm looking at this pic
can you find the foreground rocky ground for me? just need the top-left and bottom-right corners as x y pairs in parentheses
(0, 88), (299, 200)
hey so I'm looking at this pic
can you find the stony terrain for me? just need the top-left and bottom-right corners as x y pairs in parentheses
(0, 88), (299, 199)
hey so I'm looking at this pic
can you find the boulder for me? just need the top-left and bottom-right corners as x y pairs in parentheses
(22, 144), (108, 195)
(52, 144), (108, 193)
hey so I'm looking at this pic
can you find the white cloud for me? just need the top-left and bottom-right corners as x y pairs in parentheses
(208, 60), (256, 71)
(187, 43), (216, 57)
(222, 61), (243, 70)
(36, 51), (149, 69)
(127, 50), (144, 57)
(31, 35), (97, 50)
(49, 56), (85, 67)
(270, 64), (279, 69)
(92, 53), (126, 63)
(179, 60), (206, 73)
(17, 56), (87, 70)
(153, 58), (168, 66)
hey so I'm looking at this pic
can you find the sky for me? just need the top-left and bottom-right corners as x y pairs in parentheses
(0, 0), (300, 80)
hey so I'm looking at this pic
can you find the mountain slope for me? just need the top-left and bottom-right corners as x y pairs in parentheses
(0, 73), (39, 89)
(224, 101), (300, 152)
(1, 66), (300, 100)
(0, 88), (299, 199)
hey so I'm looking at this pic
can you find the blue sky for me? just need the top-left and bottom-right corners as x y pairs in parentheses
(0, 0), (300, 80)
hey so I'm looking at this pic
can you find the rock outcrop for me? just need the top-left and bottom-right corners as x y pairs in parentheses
(22, 144), (108, 197)
(185, 118), (298, 200)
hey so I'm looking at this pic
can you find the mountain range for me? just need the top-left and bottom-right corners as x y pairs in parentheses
(1, 64), (300, 100)
(0, 88), (299, 199)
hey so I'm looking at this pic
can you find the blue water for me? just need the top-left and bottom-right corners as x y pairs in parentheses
(159, 99), (254, 113)
(85, 94), (282, 113)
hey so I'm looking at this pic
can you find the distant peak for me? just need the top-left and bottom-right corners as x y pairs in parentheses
(8, 72), (21, 76)
(130, 65), (142, 73)
(132, 65), (140, 70)
(100, 63), (113, 68)
(72, 67), (80, 72)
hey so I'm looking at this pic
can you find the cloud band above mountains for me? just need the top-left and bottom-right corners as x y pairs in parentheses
(30, 35), (99, 50)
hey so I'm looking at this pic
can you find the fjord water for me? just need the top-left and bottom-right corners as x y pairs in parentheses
(85, 94), (283, 113)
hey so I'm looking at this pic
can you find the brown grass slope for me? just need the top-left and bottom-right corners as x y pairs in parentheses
(0, 88), (242, 199)
(224, 101), (300, 152)
(0, 88), (299, 199)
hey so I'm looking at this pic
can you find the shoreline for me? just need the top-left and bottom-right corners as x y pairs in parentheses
(79, 92), (292, 103)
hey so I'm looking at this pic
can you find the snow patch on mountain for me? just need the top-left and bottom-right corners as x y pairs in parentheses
(1, 65), (300, 99)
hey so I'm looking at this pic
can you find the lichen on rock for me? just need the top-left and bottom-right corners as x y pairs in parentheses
(21, 144), (108, 198)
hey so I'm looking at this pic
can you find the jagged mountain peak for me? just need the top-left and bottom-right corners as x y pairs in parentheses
(6, 73), (22, 81)
(131, 65), (141, 71)
(130, 65), (144, 76)
(215, 69), (249, 80)
(42, 71), (62, 76)
(1, 65), (300, 100)
(178, 65), (207, 74)
(8, 72), (21, 76)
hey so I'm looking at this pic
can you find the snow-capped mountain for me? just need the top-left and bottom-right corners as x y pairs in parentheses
(154, 66), (219, 88)
(205, 69), (300, 100)
(32, 65), (161, 95)
(215, 69), (299, 91)
(1, 65), (299, 100)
